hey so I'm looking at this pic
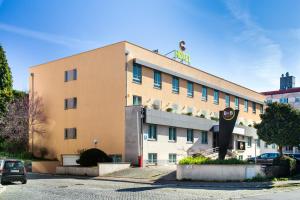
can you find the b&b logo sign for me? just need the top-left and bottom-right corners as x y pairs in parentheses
(223, 107), (235, 120)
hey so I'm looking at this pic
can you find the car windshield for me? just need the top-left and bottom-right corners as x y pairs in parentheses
(4, 161), (24, 169)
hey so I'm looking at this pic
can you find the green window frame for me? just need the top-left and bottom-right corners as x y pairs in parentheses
(235, 97), (239, 109)
(169, 154), (177, 163)
(153, 70), (162, 89)
(244, 100), (248, 112)
(133, 95), (142, 105)
(172, 76), (179, 93)
(213, 90), (219, 104)
(169, 127), (177, 141)
(201, 131), (208, 144)
(225, 94), (230, 108)
(252, 102), (256, 114)
(148, 124), (157, 140)
(148, 153), (157, 164)
(202, 86), (207, 101)
(187, 129), (194, 143)
(133, 63), (142, 83)
(187, 81), (194, 97)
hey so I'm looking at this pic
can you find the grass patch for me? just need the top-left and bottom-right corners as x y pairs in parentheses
(179, 156), (247, 165)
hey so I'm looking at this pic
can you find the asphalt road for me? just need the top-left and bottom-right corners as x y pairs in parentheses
(1, 173), (300, 200)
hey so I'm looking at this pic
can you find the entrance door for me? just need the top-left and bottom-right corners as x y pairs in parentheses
(213, 132), (219, 148)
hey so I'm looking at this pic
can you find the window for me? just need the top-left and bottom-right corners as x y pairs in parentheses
(238, 155), (243, 160)
(169, 154), (177, 163)
(266, 99), (272, 104)
(295, 97), (300, 103)
(64, 128), (77, 139)
(225, 94), (230, 108)
(169, 127), (177, 141)
(133, 63), (142, 83)
(187, 129), (194, 143)
(148, 124), (157, 140)
(201, 131), (208, 144)
(133, 95), (142, 105)
(172, 76), (179, 93)
(272, 144), (276, 149)
(148, 153), (157, 164)
(109, 154), (122, 163)
(280, 98), (288, 103)
(256, 139), (261, 148)
(234, 97), (239, 109)
(252, 102), (256, 114)
(260, 105), (264, 114)
(187, 81), (193, 97)
(153, 70), (162, 89)
(244, 100), (248, 112)
(64, 69), (77, 82)
(264, 142), (268, 148)
(213, 90), (219, 104)
(247, 137), (252, 147)
(64, 97), (77, 110)
(202, 86), (208, 101)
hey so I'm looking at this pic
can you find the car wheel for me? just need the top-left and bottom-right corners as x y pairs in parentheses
(21, 179), (27, 184)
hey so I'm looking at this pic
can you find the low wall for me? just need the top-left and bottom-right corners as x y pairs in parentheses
(32, 161), (60, 174)
(177, 164), (265, 181)
(98, 163), (130, 176)
(56, 166), (99, 176)
(56, 163), (131, 177)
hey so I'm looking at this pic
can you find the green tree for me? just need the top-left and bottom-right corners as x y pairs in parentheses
(0, 45), (13, 115)
(255, 102), (300, 156)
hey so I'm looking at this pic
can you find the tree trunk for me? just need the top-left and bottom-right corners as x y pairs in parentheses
(279, 145), (283, 157)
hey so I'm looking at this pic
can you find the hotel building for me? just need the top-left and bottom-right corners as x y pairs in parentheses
(29, 41), (276, 166)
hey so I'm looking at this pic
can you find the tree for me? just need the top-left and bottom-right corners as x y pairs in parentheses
(0, 45), (13, 115)
(255, 102), (300, 156)
(0, 92), (47, 154)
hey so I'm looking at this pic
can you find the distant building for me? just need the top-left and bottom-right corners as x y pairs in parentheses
(262, 72), (300, 154)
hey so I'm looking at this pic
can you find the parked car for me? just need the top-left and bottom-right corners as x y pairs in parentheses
(285, 153), (300, 164)
(247, 153), (280, 164)
(0, 159), (27, 185)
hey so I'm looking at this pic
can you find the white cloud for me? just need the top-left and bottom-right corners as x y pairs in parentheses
(224, 0), (285, 91)
(0, 22), (97, 49)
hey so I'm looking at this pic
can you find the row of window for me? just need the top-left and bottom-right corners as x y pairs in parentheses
(148, 153), (177, 164)
(267, 97), (300, 104)
(148, 124), (208, 144)
(132, 63), (263, 114)
(244, 137), (276, 149)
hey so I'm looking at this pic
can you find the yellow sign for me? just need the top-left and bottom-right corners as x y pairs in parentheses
(174, 50), (190, 64)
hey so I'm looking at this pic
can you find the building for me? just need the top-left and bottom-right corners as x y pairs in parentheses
(29, 41), (276, 166)
(262, 72), (300, 154)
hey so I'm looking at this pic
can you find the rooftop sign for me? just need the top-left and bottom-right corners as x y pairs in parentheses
(174, 41), (191, 65)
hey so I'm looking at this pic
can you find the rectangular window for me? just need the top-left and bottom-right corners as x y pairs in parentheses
(64, 69), (77, 82)
(187, 81), (193, 97)
(260, 105), (264, 114)
(244, 100), (248, 112)
(172, 76), (179, 93)
(201, 131), (208, 144)
(169, 127), (177, 141)
(213, 90), (219, 104)
(264, 142), (268, 148)
(169, 154), (177, 164)
(272, 144), (276, 149)
(235, 97), (239, 109)
(252, 102), (256, 114)
(148, 153), (157, 164)
(280, 98), (288, 103)
(295, 97), (300, 103)
(187, 129), (194, 143)
(133, 63), (142, 83)
(133, 95), (142, 105)
(266, 99), (272, 104)
(238, 155), (243, 160)
(64, 97), (77, 110)
(247, 137), (252, 147)
(153, 70), (162, 89)
(64, 128), (77, 139)
(202, 86), (207, 101)
(225, 94), (230, 108)
(148, 124), (157, 140)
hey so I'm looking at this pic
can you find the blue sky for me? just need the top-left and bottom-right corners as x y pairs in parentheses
(1, 0), (300, 92)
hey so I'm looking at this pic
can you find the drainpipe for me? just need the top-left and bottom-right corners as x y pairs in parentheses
(30, 73), (34, 155)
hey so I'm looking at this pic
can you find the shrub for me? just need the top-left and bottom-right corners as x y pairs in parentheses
(166, 108), (173, 112)
(273, 156), (296, 177)
(76, 148), (112, 167)
(179, 156), (247, 165)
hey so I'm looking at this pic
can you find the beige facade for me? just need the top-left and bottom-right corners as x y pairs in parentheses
(29, 41), (271, 164)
